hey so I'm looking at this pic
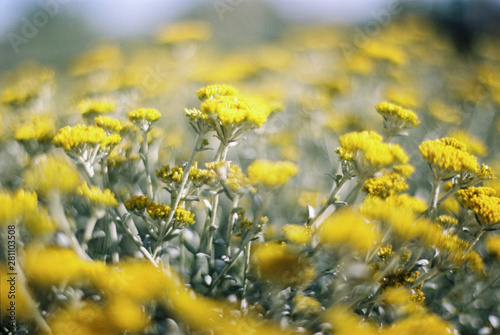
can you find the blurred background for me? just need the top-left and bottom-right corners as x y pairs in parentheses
(1, 0), (500, 71)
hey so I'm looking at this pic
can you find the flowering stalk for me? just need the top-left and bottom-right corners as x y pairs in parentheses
(140, 130), (154, 198)
(427, 177), (441, 221)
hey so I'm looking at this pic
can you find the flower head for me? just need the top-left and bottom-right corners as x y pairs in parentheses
(157, 20), (212, 44)
(363, 172), (409, 199)
(77, 183), (118, 207)
(127, 108), (161, 132)
(457, 187), (500, 225)
(419, 137), (479, 180)
(375, 102), (420, 137)
(94, 116), (123, 133)
(78, 98), (117, 116)
(200, 95), (269, 128)
(52, 124), (121, 152)
(0, 189), (38, 225)
(14, 115), (55, 142)
(196, 84), (238, 101)
(282, 224), (314, 244)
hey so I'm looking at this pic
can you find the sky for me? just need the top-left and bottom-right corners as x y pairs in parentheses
(0, 0), (394, 41)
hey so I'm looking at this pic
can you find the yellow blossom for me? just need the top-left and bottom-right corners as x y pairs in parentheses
(127, 108), (161, 123)
(419, 137), (479, 179)
(124, 195), (149, 212)
(375, 101), (420, 134)
(428, 100), (462, 125)
(70, 44), (123, 76)
(23, 155), (81, 195)
(392, 164), (415, 178)
(23, 245), (106, 286)
(52, 124), (121, 152)
(78, 98), (117, 116)
(105, 297), (149, 332)
(363, 172), (409, 198)
(77, 183), (118, 207)
(146, 201), (171, 220)
(324, 306), (378, 335)
(196, 84), (238, 101)
(282, 224), (314, 244)
(384, 87), (420, 107)
(335, 131), (409, 177)
(251, 242), (315, 287)
(247, 159), (298, 189)
(94, 116), (123, 133)
(318, 210), (381, 252)
(14, 115), (55, 142)
(361, 39), (407, 65)
(436, 215), (458, 226)
(24, 206), (57, 235)
(377, 245), (395, 260)
(457, 187), (500, 225)
(0, 264), (36, 319)
(0, 189), (38, 225)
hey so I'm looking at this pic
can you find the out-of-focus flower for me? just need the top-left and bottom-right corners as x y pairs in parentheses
(485, 235), (500, 259)
(23, 155), (81, 195)
(448, 129), (487, 157)
(292, 294), (323, 317)
(318, 210), (381, 252)
(94, 116), (123, 133)
(157, 20), (212, 44)
(76, 183), (118, 207)
(247, 159), (298, 189)
(251, 242), (315, 287)
(0, 189), (38, 225)
(282, 224), (314, 244)
(14, 115), (55, 143)
(78, 98), (117, 117)
(52, 124), (121, 153)
(70, 44), (123, 76)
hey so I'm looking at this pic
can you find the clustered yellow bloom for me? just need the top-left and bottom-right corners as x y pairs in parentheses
(247, 159), (299, 189)
(70, 44), (123, 76)
(196, 84), (238, 100)
(282, 224), (314, 244)
(14, 115), (55, 142)
(318, 210), (381, 252)
(157, 20), (212, 44)
(52, 124), (121, 152)
(200, 95), (270, 127)
(94, 116), (123, 133)
(127, 108), (161, 123)
(78, 98), (117, 116)
(251, 242), (315, 287)
(24, 206), (57, 235)
(125, 195), (195, 225)
(375, 102), (420, 137)
(419, 137), (479, 179)
(124, 195), (149, 212)
(293, 294), (323, 316)
(457, 187), (500, 225)
(23, 155), (81, 195)
(363, 172), (409, 198)
(335, 131), (408, 178)
(0, 189), (38, 224)
(76, 183), (118, 207)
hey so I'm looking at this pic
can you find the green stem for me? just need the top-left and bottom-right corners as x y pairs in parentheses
(309, 176), (349, 226)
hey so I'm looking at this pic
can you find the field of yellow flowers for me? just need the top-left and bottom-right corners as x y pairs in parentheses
(1, 13), (500, 335)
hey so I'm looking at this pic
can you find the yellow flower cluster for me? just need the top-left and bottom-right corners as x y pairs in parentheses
(23, 155), (81, 195)
(282, 224), (314, 244)
(157, 20), (212, 44)
(127, 108), (161, 123)
(124, 195), (149, 212)
(223, 164), (253, 193)
(457, 187), (500, 225)
(363, 172), (409, 198)
(318, 210), (381, 252)
(335, 131), (408, 175)
(247, 159), (299, 188)
(200, 95), (270, 127)
(419, 137), (479, 178)
(0, 189), (38, 224)
(251, 242), (315, 287)
(155, 164), (184, 184)
(70, 44), (123, 75)
(448, 130), (487, 157)
(375, 101), (420, 129)
(76, 183), (118, 207)
(52, 124), (121, 151)
(196, 84), (238, 101)
(146, 201), (171, 220)
(94, 116), (123, 133)
(78, 98), (117, 116)
(14, 115), (55, 142)
(292, 294), (323, 316)
(435, 214), (459, 226)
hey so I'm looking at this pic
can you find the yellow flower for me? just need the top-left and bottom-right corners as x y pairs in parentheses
(200, 95), (270, 128)
(363, 172), (409, 198)
(384, 87), (420, 107)
(0, 189), (37, 225)
(196, 84), (238, 101)
(324, 306), (378, 335)
(485, 235), (500, 259)
(448, 129), (487, 157)
(318, 210), (381, 252)
(435, 215), (458, 226)
(24, 206), (57, 235)
(419, 137), (479, 179)
(23, 155), (81, 195)
(78, 98), (117, 116)
(105, 297), (149, 332)
(94, 116), (123, 133)
(251, 242), (315, 287)
(282, 224), (314, 244)
(124, 195), (149, 212)
(392, 164), (415, 178)
(361, 39), (407, 65)
(247, 159), (298, 189)
(335, 131), (408, 178)
(457, 187), (500, 225)
(52, 124), (121, 152)
(14, 115), (55, 142)
(146, 201), (171, 220)
(428, 99), (462, 125)
(156, 20), (212, 44)
(76, 183), (118, 207)
(23, 245), (106, 286)
(70, 44), (123, 76)
(387, 313), (455, 335)
(127, 108), (161, 132)
(0, 264), (36, 319)
(377, 245), (394, 260)
(375, 101), (420, 136)
(174, 207), (195, 225)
